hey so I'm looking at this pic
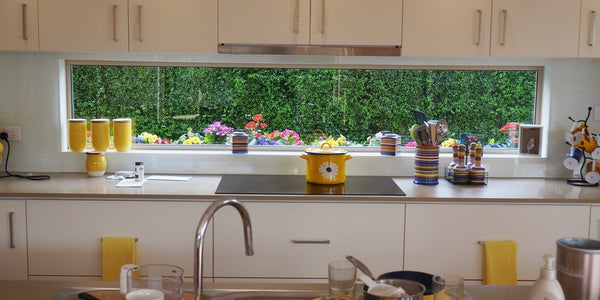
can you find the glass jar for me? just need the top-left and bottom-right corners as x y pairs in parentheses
(68, 118), (88, 152)
(113, 118), (132, 152)
(91, 119), (110, 151)
(86, 151), (106, 177)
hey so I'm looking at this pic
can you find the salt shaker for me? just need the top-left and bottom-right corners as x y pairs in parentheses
(134, 161), (144, 181)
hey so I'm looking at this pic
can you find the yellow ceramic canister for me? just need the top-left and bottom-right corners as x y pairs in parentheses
(113, 118), (132, 152)
(300, 142), (352, 184)
(91, 119), (110, 151)
(68, 118), (88, 152)
(85, 151), (106, 177)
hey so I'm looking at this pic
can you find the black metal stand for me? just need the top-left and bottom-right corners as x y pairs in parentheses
(566, 107), (598, 187)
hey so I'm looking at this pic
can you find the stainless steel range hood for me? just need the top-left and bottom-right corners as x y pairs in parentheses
(218, 44), (401, 56)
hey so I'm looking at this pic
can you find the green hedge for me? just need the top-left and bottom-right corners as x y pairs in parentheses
(71, 65), (536, 146)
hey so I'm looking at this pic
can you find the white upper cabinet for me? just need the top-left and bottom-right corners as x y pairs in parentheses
(489, 0), (580, 57)
(0, 0), (38, 51)
(403, 0), (492, 57)
(38, 0), (128, 52)
(579, 0), (600, 57)
(218, 0), (402, 46)
(309, 0), (402, 46)
(219, 0), (311, 45)
(129, 0), (217, 53)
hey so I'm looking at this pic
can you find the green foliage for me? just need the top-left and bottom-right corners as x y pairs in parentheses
(71, 65), (537, 145)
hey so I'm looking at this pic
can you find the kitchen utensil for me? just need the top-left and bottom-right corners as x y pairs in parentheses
(364, 278), (425, 300)
(556, 237), (600, 299)
(300, 143), (352, 184)
(126, 264), (184, 300)
(412, 110), (427, 124)
(360, 274), (408, 298)
(346, 255), (376, 281)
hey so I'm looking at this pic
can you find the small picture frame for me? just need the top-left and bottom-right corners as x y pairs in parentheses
(519, 125), (543, 155)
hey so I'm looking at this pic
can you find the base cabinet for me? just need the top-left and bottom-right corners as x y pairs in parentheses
(213, 202), (405, 281)
(0, 200), (27, 280)
(27, 200), (212, 280)
(404, 203), (589, 281)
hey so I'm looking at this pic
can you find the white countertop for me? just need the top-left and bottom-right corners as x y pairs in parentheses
(0, 173), (598, 203)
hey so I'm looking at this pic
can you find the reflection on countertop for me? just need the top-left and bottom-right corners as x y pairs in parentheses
(0, 172), (598, 203)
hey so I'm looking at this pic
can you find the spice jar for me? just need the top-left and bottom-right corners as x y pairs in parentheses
(86, 151), (106, 177)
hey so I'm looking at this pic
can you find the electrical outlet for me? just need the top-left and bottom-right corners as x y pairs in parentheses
(0, 126), (21, 141)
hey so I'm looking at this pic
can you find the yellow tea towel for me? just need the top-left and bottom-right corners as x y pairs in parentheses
(102, 237), (137, 281)
(483, 240), (517, 285)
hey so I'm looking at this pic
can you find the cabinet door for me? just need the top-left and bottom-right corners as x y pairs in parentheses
(402, 0), (491, 57)
(38, 0), (128, 52)
(129, 0), (217, 53)
(27, 200), (212, 280)
(405, 204), (589, 281)
(310, 0), (402, 46)
(490, 0), (580, 57)
(218, 0), (311, 45)
(0, 0), (38, 51)
(0, 200), (27, 280)
(589, 206), (600, 238)
(214, 202), (404, 280)
(579, 0), (600, 57)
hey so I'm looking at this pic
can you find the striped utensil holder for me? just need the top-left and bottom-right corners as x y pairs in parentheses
(414, 145), (439, 185)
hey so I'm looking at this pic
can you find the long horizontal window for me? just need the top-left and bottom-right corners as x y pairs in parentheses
(68, 62), (540, 150)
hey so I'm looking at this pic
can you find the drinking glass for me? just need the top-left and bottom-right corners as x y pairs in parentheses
(127, 264), (184, 300)
(433, 274), (463, 300)
(328, 260), (357, 299)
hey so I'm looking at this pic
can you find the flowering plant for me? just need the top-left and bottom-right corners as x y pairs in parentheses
(203, 121), (234, 144)
(174, 128), (203, 145)
(311, 135), (352, 147)
(499, 122), (519, 147)
(245, 114), (268, 138)
(269, 129), (301, 145)
(135, 132), (171, 144)
(366, 132), (384, 146)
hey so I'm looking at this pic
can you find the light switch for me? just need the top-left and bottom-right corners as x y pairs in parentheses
(595, 106), (600, 121)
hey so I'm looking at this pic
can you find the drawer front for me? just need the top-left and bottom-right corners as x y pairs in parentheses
(214, 202), (405, 279)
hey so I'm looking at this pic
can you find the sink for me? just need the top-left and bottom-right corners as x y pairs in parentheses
(54, 284), (531, 300)
(54, 287), (328, 300)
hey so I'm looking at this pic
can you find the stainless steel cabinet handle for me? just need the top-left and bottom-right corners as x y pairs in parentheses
(474, 9), (482, 45)
(293, 0), (300, 34)
(291, 239), (331, 244)
(112, 5), (118, 41)
(21, 4), (28, 40)
(499, 9), (507, 46)
(320, 0), (325, 34)
(9, 212), (15, 248)
(137, 5), (143, 42)
(589, 10), (597, 46)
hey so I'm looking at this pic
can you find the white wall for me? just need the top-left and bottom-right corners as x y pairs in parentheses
(0, 51), (599, 178)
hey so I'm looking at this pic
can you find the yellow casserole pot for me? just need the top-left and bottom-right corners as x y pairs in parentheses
(300, 142), (352, 184)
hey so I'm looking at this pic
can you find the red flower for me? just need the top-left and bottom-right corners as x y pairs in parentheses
(245, 121), (257, 130)
(253, 114), (263, 122)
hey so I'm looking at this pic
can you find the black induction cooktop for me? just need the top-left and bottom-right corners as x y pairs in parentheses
(215, 175), (405, 196)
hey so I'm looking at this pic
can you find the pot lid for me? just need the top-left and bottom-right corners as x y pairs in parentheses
(304, 142), (348, 155)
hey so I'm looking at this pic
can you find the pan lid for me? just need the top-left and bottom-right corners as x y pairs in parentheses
(304, 142), (348, 155)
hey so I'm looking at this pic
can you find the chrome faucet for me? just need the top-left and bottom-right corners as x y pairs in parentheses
(194, 199), (254, 300)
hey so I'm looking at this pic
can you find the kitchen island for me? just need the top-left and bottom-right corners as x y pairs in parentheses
(0, 173), (597, 291)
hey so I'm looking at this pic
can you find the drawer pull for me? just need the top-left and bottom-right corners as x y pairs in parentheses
(112, 5), (118, 41)
(137, 5), (143, 42)
(474, 9), (482, 45)
(499, 9), (507, 46)
(293, 0), (300, 34)
(21, 4), (28, 41)
(291, 239), (330, 244)
(589, 10), (597, 47)
(9, 212), (15, 248)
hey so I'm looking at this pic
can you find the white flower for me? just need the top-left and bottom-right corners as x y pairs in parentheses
(318, 161), (339, 181)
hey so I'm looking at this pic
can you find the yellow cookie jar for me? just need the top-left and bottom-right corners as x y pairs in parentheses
(86, 151), (106, 177)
